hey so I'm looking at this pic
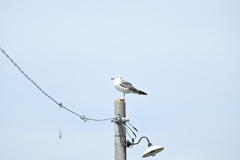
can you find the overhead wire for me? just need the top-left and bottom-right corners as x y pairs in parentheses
(1, 46), (141, 143)
(0, 47), (113, 122)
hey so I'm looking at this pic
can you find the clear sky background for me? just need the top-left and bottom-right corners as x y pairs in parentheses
(1, 0), (240, 160)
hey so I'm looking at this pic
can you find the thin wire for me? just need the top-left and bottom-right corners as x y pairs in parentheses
(123, 123), (137, 139)
(117, 120), (139, 148)
(0, 47), (59, 105)
(126, 122), (138, 132)
(0, 47), (113, 122)
(124, 124), (136, 140)
(114, 115), (139, 145)
(86, 117), (113, 121)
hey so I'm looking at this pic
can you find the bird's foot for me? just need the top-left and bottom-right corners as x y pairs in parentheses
(120, 98), (125, 102)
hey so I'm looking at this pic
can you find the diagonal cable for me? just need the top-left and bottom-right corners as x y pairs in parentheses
(0, 47), (113, 122)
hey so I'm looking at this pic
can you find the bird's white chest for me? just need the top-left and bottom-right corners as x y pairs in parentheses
(114, 79), (130, 93)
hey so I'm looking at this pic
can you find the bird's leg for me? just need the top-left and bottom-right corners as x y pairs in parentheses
(123, 93), (125, 100)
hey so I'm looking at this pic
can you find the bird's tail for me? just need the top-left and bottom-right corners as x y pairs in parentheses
(137, 90), (147, 95)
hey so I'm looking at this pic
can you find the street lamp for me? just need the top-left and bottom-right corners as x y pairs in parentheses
(126, 136), (164, 158)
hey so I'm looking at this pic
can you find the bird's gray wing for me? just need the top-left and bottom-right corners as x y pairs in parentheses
(120, 80), (138, 92)
(120, 80), (132, 88)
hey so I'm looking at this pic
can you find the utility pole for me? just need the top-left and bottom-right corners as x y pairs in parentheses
(114, 99), (126, 160)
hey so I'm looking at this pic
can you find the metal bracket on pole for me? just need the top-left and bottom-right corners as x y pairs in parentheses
(111, 114), (130, 123)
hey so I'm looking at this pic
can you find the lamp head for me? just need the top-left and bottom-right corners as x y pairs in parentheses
(142, 145), (164, 158)
(126, 136), (164, 158)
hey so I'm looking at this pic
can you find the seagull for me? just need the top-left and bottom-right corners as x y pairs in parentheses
(111, 75), (147, 100)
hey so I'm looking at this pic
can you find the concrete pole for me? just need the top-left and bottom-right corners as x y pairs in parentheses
(114, 99), (126, 160)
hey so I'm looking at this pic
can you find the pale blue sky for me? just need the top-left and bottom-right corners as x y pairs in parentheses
(1, 0), (240, 160)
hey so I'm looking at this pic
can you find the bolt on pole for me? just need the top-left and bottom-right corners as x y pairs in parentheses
(114, 99), (126, 160)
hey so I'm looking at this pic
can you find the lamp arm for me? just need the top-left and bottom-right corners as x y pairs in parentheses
(127, 136), (152, 147)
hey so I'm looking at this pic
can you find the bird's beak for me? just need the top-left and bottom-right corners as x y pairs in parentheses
(111, 77), (115, 80)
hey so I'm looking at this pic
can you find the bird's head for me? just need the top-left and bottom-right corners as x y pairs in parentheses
(111, 75), (122, 80)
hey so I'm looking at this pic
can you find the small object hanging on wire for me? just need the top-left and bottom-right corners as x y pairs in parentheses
(59, 130), (62, 139)
(59, 103), (62, 139)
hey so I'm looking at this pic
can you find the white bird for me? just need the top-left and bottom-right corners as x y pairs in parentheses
(111, 75), (147, 100)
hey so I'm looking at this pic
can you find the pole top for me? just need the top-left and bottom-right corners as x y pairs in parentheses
(115, 98), (125, 102)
